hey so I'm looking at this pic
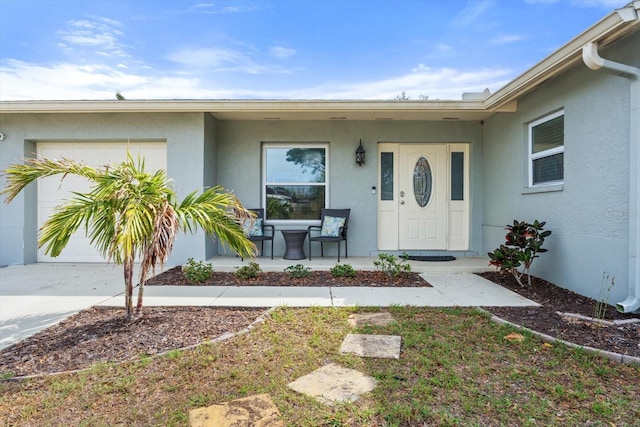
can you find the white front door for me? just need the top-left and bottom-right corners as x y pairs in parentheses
(377, 143), (469, 251)
(398, 144), (448, 249)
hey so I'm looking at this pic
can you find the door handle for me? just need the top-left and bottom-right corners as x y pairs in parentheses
(400, 200), (405, 205)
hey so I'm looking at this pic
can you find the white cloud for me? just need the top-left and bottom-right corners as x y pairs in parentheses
(525, 0), (624, 7)
(58, 18), (128, 59)
(165, 47), (293, 74)
(490, 34), (526, 45)
(270, 46), (296, 59)
(0, 57), (515, 101)
(452, 0), (494, 28)
(296, 64), (513, 100)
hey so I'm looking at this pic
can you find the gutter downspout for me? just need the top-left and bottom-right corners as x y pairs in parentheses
(582, 12), (640, 312)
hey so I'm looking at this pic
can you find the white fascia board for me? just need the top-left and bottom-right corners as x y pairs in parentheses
(485, 9), (639, 110)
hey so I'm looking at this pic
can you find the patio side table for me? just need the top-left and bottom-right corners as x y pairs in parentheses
(281, 230), (308, 260)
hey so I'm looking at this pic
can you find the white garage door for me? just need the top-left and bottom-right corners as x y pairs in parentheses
(37, 142), (167, 263)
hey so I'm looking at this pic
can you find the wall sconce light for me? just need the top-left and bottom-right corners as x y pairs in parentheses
(355, 139), (366, 166)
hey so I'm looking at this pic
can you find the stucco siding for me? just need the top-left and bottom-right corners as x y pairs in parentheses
(0, 112), (209, 266)
(215, 119), (484, 257)
(483, 33), (637, 302)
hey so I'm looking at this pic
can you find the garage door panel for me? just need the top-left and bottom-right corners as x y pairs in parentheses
(37, 142), (167, 263)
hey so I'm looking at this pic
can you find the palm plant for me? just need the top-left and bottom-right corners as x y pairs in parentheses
(1, 155), (256, 320)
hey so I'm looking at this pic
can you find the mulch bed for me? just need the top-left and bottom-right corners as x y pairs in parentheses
(479, 272), (640, 358)
(0, 307), (265, 377)
(146, 266), (431, 287)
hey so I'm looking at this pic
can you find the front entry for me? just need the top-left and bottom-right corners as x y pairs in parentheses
(398, 144), (447, 249)
(378, 143), (469, 251)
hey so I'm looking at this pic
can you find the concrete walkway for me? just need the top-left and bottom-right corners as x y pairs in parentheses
(0, 257), (538, 350)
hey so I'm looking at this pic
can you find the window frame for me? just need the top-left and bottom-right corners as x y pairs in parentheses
(262, 142), (329, 225)
(528, 109), (564, 187)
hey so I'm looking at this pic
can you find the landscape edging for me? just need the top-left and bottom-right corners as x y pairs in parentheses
(484, 309), (640, 365)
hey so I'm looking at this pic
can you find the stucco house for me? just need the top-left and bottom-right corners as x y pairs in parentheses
(1, 3), (639, 311)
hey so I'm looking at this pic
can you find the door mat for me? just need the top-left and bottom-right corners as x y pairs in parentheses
(404, 256), (456, 262)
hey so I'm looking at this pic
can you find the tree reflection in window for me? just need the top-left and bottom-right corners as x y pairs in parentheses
(265, 146), (327, 220)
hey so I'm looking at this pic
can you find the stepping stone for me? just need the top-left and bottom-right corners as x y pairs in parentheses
(287, 363), (376, 406)
(188, 393), (283, 427)
(340, 334), (401, 359)
(347, 312), (397, 327)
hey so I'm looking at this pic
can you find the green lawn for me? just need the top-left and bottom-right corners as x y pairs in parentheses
(1, 307), (638, 426)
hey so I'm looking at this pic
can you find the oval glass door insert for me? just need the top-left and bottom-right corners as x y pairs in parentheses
(414, 156), (432, 207)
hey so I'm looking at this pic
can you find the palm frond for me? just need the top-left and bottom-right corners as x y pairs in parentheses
(2, 157), (99, 203)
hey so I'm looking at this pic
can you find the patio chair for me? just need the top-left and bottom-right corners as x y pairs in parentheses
(308, 208), (350, 262)
(241, 208), (274, 259)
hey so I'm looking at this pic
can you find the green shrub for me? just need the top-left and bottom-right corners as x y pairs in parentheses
(487, 220), (552, 287)
(285, 264), (311, 279)
(330, 264), (357, 278)
(234, 262), (262, 280)
(374, 253), (411, 277)
(182, 258), (214, 284)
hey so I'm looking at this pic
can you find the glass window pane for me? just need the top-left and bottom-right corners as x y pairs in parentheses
(533, 153), (564, 184)
(266, 147), (326, 183)
(451, 152), (464, 201)
(532, 115), (564, 154)
(266, 185), (325, 220)
(381, 152), (394, 201)
(414, 157), (432, 208)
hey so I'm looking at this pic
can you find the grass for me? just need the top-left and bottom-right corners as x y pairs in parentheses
(1, 306), (639, 426)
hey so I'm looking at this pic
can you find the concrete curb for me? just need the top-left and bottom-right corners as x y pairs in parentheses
(1, 307), (276, 382)
(484, 310), (640, 365)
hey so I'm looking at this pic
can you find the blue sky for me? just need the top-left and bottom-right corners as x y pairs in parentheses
(0, 0), (626, 101)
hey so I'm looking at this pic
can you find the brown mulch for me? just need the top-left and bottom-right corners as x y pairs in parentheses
(0, 307), (266, 378)
(1, 268), (638, 378)
(479, 271), (640, 358)
(146, 266), (430, 287)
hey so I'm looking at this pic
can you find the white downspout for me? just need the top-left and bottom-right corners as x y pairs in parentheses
(582, 26), (640, 312)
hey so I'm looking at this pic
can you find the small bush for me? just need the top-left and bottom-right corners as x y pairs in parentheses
(234, 262), (262, 280)
(330, 264), (357, 278)
(374, 253), (411, 277)
(487, 219), (551, 287)
(182, 258), (213, 284)
(285, 264), (311, 279)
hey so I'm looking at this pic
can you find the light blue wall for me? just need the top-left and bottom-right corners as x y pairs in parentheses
(483, 32), (639, 302)
(0, 112), (210, 266)
(215, 119), (484, 257)
(204, 113), (218, 259)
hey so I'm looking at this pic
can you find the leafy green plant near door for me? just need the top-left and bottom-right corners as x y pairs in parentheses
(487, 220), (552, 287)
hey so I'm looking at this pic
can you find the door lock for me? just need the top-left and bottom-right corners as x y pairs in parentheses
(400, 191), (405, 197)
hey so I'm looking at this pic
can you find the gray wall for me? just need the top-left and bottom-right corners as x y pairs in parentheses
(204, 113), (218, 258)
(215, 119), (484, 257)
(482, 32), (639, 302)
(0, 113), (485, 265)
(0, 112), (210, 266)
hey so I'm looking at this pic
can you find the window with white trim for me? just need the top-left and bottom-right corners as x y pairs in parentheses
(263, 143), (328, 221)
(528, 110), (564, 186)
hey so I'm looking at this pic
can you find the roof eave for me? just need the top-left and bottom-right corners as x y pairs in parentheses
(485, 5), (640, 111)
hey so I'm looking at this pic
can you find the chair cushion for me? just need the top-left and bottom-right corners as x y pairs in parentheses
(320, 216), (346, 237)
(243, 218), (264, 237)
